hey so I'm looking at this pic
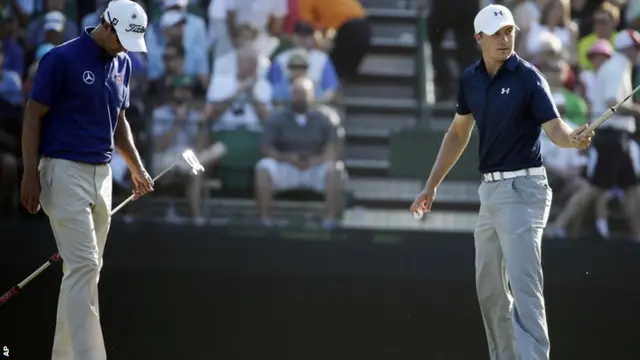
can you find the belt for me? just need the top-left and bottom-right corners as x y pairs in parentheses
(482, 166), (546, 183)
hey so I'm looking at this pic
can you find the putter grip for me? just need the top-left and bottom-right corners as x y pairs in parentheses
(0, 287), (19, 306)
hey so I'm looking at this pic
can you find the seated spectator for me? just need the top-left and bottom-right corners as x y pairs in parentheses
(147, 7), (209, 90)
(0, 41), (23, 112)
(577, 1), (620, 70)
(81, 0), (110, 29)
(269, 22), (340, 104)
(12, 0), (78, 26)
(26, 2), (78, 51)
(255, 77), (345, 229)
(188, 44), (273, 221)
(150, 75), (210, 224)
(525, 0), (578, 64)
(208, 0), (232, 57)
(541, 59), (588, 126)
(272, 49), (325, 106)
(0, 8), (24, 77)
(298, 0), (371, 82)
(225, 0), (287, 56)
(40, 10), (66, 46)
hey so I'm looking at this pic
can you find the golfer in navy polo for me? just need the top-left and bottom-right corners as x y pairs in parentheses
(410, 5), (593, 360)
(20, 1), (153, 359)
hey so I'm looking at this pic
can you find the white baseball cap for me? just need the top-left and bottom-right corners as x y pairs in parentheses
(613, 29), (640, 50)
(474, 4), (519, 35)
(164, 0), (188, 8)
(104, 0), (148, 52)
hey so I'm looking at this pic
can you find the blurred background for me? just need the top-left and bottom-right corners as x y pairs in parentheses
(1, 0), (640, 241)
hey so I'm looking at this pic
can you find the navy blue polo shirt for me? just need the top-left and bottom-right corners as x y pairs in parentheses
(456, 53), (560, 173)
(30, 27), (132, 164)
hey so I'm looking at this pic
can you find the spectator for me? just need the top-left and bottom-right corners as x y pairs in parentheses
(23, 42), (55, 97)
(577, 1), (620, 70)
(541, 59), (588, 126)
(549, 30), (640, 241)
(0, 8), (24, 77)
(189, 44), (273, 221)
(269, 21), (340, 105)
(150, 75), (208, 224)
(208, 0), (232, 57)
(272, 49), (323, 106)
(26, 0), (79, 51)
(212, 24), (272, 84)
(255, 77), (345, 229)
(147, 7), (209, 90)
(422, 0), (477, 100)
(577, 39), (613, 116)
(525, 0), (578, 64)
(225, 0), (287, 56)
(40, 10), (66, 46)
(298, 0), (371, 82)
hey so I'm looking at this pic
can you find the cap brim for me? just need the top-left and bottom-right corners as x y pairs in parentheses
(479, 21), (519, 35)
(119, 33), (147, 52)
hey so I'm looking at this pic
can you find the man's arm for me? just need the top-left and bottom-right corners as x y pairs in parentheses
(21, 100), (48, 174)
(114, 110), (144, 171)
(606, 100), (640, 117)
(541, 118), (578, 148)
(424, 113), (475, 190)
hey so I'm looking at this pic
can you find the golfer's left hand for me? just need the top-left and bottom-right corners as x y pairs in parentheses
(570, 124), (594, 149)
(131, 167), (154, 200)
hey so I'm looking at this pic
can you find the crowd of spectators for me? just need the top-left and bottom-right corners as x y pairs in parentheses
(0, 0), (371, 230)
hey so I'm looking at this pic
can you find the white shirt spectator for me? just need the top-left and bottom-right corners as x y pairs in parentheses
(226, 0), (287, 56)
(206, 75), (273, 132)
(151, 105), (201, 174)
(526, 22), (572, 55)
(592, 52), (636, 133)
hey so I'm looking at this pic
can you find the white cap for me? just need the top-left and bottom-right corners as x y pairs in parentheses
(104, 0), (148, 53)
(43, 11), (65, 32)
(160, 10), (186, 29)
(474, 4), (519, 35)
(613, 29), (640, 50)
(164, 0), (188, 8)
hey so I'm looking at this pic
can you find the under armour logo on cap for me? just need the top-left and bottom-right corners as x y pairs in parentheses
(494, 10), (503, 16)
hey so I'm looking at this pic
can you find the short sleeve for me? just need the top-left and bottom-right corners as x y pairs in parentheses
(29, 50), (64, 107)
(252, 79), (273, 103)
(456, 77), (471, 115)
(530, 71), (561, 124)
(320, 60), (340, 92)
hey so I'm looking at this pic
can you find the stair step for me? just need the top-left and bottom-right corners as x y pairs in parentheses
(370, 22), (418, 39)
(359, 53), (415, 78)
(345, 145), (390, 175)
(345, 114), (416, 138)
(370, 37), (416, 54)
(345, 97), (418, 115)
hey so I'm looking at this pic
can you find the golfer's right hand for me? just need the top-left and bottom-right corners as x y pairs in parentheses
(20, 171), (41, 214)
(410, 187), (437, 215)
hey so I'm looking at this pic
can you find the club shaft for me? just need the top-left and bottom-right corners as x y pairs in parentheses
(586, 85), (640, 132)
(0, 160), (182, 307)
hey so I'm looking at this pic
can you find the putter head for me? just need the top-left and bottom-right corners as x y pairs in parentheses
(181, 149), (205, 175)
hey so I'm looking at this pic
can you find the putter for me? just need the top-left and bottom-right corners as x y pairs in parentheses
(0, 149), (205, 308)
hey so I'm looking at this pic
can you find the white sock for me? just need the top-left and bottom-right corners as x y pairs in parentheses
(596, 218), (609, 238)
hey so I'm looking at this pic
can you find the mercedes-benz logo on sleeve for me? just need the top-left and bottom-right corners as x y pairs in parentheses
(83, 70), (95, 85)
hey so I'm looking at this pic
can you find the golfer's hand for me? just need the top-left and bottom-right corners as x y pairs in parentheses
(570, 124), (594, 149)
(130, 167), (154, 200)
(410, 187), (437, 214)
(20, 171), (41, 214)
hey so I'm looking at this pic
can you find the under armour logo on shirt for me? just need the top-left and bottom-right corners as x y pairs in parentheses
(494, 10), (503, 16)
(501, 88), (510, 94)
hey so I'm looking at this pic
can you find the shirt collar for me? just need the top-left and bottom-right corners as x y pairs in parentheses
(474, 52), (520, 74)
(80, 27), (112, 59)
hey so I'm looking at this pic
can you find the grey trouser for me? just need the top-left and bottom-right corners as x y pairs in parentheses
(39, 158), (112, 360)
(474, 174), (552, 360)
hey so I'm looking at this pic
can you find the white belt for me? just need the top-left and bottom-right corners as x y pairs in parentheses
(482, 166), (546, 183)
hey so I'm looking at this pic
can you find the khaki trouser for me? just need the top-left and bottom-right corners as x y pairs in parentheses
(38, 157), (112, 360)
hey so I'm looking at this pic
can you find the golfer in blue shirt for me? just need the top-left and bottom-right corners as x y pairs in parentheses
(410, 5), (593, 360)
(20, 1), (153, 359)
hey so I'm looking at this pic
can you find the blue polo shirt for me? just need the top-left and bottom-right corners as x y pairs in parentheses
(456, 53), (560, 173)
(30, 27), (131, 164)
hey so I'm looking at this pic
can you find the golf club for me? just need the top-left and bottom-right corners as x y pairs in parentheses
(0, 149), (205, 308)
